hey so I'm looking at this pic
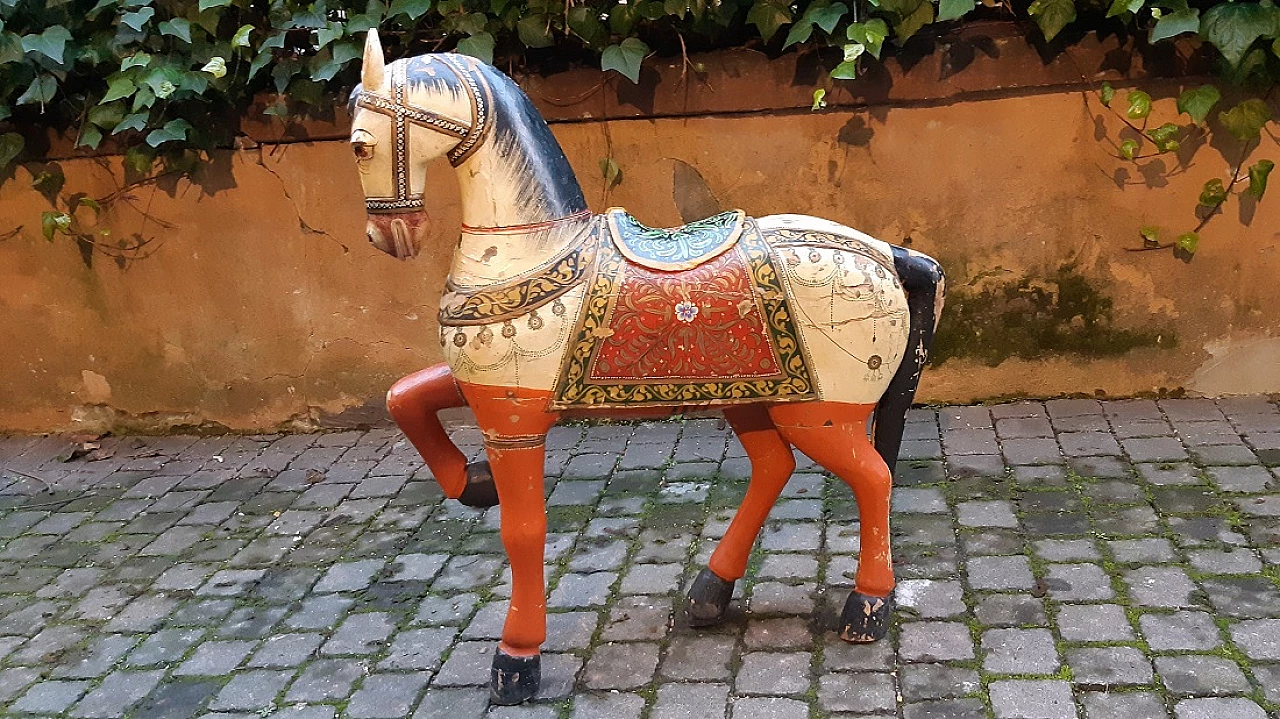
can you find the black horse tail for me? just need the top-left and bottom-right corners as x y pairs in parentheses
(873, 247), (946, 476)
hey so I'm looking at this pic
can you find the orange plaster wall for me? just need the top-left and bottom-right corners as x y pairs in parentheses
(1, 48), (1278, 433)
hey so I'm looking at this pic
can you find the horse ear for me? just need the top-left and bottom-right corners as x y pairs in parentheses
(363, 28), (387, 92)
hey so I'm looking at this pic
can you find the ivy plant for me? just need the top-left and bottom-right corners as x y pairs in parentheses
(2, 0), (1279, 260)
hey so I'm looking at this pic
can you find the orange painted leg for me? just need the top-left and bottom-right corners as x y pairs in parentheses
(386, 364), (468, 498)
(687, 405), (796, 627)
(457, 383), (558, 704)
(709, 406), (796, 581)
(769, 401), (896, 642)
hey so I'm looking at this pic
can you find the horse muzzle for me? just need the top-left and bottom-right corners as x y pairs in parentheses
(366, 212), (430, 259)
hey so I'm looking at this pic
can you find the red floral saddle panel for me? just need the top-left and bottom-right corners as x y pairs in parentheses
(551, 216), (817, 409)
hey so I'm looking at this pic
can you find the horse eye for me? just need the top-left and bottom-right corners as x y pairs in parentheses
(352, 142), (375, 160)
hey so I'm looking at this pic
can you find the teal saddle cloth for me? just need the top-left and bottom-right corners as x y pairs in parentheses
(605, 209), (747, 270)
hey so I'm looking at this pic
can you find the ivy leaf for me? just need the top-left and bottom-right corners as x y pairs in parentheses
(1199, 177), (1228, 206)
(1248, 159), (1274, 198)
(79, 125), (104, 149)
(0, 132), (23, 168)
(120, 7), (156, 31)
(455, 32), (495, 64)
(1176, 85), (1220, 124)
(1219, 98), (1272, 141)
(1027, 0), (1076, 42)
(1106, 0), (1142, 18)
(198, 0), (232, 9)
(316, 21), (343, 49)
(20, 26), (72, 64)
(893, 0), (934, 40)
(145, 118), (192, 146)
(113, 112), (148, 134)
(1175, 231), (1199, 257)
(567, 6), (609, 47)
(121, 52), (150, 70)
(1148, 122), (1180, 150)
(232, 24), (253, 48)
(388, 0), (431, 20)
(782, 19), (814, 48)
(17, 75), (57, 105)
(1099, 81), (1114, 107)
(159, 18), (192, 43)
(124, 145), (154, 174)
(811, 88), (827, 111)
(0, 32), (23, 65)
(938, 0), (975, 22)
(1199, 2), (1280, 67)
(601, 37), (649, 83)
(87, 0), (118, 19)
(747, 0), (791, 42)
(517, 14), (555, 48)
(810, 2), (848, 32)
(332, 41), (361, 65)
(201, 56), (227, 78)
(1119, 138), (1139, 160)
(102, 76), (136, 102)
(32, 169), (65, 198)
(1126, 90), (1152, 120)
(1139, 225), (1160, 248)
(847, 19), (888, 58)
(1149, 6), (1198, 42)
(830, 59), (859, 79)
(42, 211), (71, 241)
(600, 157), (622, 189)
(247, 51), (272, 79)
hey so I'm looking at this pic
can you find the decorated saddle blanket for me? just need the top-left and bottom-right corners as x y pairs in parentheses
(550, 212), (817, 409)
(606, 209), (746, 271)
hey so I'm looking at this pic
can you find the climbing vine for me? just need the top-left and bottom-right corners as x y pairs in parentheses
(1, 0), (1278, 258)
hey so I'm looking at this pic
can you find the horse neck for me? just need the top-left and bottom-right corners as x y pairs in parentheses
(448, 75), (590, 287)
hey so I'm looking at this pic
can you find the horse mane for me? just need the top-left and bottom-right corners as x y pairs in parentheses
(352, 54), (589, 220)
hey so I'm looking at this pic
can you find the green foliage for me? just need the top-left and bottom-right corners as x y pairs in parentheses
(0, 0), (1278, 215)
(1220, 98), (1273, 141)
(1126, 90), (1152, 120)
(601, 37), (650, 82)
(1198, 1), (1280, 67)
(1177, 85), (1221, 124)
(1028, 0), (1076, 41)
(1249, 159), (1275, 197)
(1200, 177), (1228, 206)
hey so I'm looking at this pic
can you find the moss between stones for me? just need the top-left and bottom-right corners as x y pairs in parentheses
(931, 265), (1173, 366)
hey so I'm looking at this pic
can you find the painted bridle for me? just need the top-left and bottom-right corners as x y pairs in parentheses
(355, 55), (493, 213)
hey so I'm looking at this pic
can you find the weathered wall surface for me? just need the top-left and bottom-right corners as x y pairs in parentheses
(2, 32), (1278, 432)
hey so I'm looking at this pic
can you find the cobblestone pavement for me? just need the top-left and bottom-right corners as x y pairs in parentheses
(2, 398), (1280, 719)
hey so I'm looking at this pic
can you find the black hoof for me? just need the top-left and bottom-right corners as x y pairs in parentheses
(490, 649), (540, 705)
(458, 461), (499, 508)
(839, 590), (892, 643)
(686, 568), (735, 627)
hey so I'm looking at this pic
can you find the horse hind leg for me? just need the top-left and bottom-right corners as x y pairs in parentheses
(687, 405), (796, 626)
(768, 401), (895, 643)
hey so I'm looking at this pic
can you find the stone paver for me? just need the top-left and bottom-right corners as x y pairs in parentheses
(1, 398), (1279, 717)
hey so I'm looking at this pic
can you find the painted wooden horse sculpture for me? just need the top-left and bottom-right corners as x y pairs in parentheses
(349, 30), (945, 705)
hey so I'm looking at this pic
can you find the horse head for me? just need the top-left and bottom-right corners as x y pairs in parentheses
(350, 30), (491, 258)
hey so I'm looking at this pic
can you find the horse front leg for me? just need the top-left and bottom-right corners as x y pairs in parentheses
(458, 383), (558, 705)
(386, 363), (498, 507)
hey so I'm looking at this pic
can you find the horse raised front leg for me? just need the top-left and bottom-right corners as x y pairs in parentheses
(457, 383), (558, 705)
(688, 405), (795, 626)
(386, 363), (498, 507)
(768, 401), (895, 643)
